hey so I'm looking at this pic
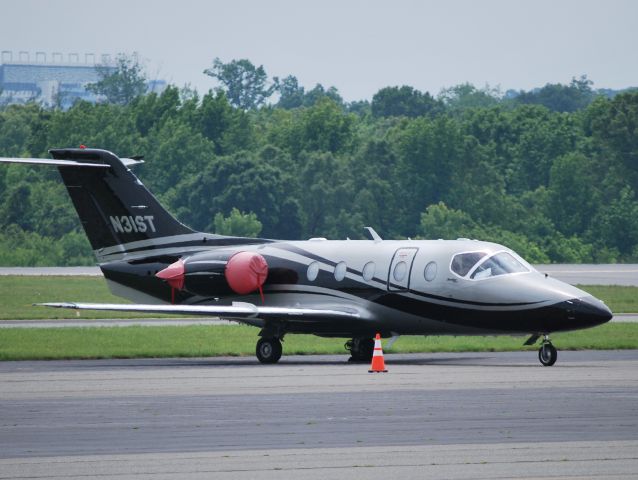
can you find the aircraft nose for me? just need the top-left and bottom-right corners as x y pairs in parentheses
(563, 295), (613, 327)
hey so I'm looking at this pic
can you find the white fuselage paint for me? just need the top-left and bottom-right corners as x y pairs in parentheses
(106, 238), (591, 313)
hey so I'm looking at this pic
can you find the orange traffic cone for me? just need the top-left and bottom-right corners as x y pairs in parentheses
(368, 333), (388, 373)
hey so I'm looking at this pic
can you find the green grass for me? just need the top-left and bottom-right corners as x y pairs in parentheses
(0, 276), (177, 320)
(0, 276), (636, 321)
(0, 324), (636, 361)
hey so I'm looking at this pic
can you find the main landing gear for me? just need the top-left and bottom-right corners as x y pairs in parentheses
(256, 337), (283, 364)
(538, 335), (557, 367)
(345, 337), (375, 362)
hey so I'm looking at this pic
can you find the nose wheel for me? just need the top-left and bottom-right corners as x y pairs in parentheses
(538, 337), (557, 366)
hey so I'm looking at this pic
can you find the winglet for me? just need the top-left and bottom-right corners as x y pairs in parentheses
(364, 226), (382, 242)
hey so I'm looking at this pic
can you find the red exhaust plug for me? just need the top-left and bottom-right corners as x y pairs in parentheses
(156, 259), (185, 291)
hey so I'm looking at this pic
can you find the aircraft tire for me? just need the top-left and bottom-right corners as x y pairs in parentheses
(347, 337), (375, 362)
(538, 342), (557, 366)
(360, 337), (375, 361)
(256, 337), (282, 364)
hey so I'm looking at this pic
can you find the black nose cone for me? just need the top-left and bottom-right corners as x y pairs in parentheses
(563, 295), (613, 328)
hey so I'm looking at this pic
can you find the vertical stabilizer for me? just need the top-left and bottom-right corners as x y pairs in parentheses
(51, 148), (195, 253)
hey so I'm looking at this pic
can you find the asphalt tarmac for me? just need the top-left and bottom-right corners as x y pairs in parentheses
(1, 351), (637, 479)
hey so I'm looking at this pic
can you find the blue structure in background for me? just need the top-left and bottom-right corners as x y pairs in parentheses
(0, 51), (165, 109)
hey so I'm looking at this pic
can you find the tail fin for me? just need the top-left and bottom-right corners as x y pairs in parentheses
(49, 148), (195, 252)
(1, 148), (268, 266)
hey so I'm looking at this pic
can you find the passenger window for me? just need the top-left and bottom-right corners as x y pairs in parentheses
(393, 261), (407, 282)
(362, 261), (375, 282)
(424, 261), (437, 281)
(334, 261), (347, 281)
(451, 252), (487, 277)
(307, 262), (319, 281)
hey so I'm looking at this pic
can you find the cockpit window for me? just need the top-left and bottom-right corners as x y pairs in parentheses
(470, 252), (529, 280)
(451, 252), (487, 277)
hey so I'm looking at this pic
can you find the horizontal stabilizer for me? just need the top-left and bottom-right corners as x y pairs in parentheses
(1, 157), (143, 168)
(0, 157), (110, 168)
(36, 302), (361, 321)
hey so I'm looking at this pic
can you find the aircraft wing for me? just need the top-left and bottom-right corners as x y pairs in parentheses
(36, 301), (361, 322)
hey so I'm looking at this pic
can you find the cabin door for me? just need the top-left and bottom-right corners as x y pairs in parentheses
(387, 247), (418, 291)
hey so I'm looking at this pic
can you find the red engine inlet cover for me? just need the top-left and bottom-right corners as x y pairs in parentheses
(225, 251), (269, 295)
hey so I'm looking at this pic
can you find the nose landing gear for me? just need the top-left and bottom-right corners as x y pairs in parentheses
(538, 335), (557, 367)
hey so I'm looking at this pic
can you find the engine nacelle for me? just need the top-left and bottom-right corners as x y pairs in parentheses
(224, 251), (269, 295)
(155, 250), (269, 298)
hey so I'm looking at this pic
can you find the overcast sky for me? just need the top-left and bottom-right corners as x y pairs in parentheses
(2, 0), (637, 101)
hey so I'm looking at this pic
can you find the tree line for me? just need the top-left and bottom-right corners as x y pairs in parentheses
(0, 57), (637, 265)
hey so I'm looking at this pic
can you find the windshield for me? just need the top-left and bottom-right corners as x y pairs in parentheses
(451, 252), (487, 276)
(451, 251), (529, 280)
(470, 252), (529, 279)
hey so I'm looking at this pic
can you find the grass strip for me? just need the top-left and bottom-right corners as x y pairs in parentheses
(0, 324), (636, 361)
(0, 276), (176, 320)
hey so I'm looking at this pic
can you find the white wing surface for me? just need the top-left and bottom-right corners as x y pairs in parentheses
(37, 302), (360, 321)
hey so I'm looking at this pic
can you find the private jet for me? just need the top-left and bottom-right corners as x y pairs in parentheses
(0, 148), (613, 365)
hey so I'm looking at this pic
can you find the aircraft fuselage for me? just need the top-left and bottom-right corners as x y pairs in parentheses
(99, 236), (612, 339)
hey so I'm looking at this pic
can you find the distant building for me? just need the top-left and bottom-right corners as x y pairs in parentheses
(0, 51), (165, 109)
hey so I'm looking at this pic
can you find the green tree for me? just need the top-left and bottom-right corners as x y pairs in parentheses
(371, 85), (441, 118)
(131, 86), (181, 136)
(213, 208), (262, 237)
(276, 75), (305, 109)
(168, 152), (302, 239)
(1, 63), (637, 265)
(417, 203), (549, 262)
(393, 115), (464, 231)
(302, 84), (343, 107)
(142, 118), (216, 193)
(294, 98), (355, 154)
(297, 151), (349, 236)
(197, 90), (235, 154)
(46, 101), (142, 156)
(439, 83), (501, 112)
(418, 202), (477, 239)
(0, 109), (32, 156)
(589, 186), (638, 256)
(0, 103), (50, 157)
(515, 75), (596, 112)
(87, 54), (148, 105)
(348, 139), (402, 237)
(0, 183), (33, 230)
(587, 92), (638, 190)
(171, 89), (255, 156)
(203, 58), (278, 110)
(546, 153), (598, 236)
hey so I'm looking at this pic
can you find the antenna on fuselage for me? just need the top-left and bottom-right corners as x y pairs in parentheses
(364, 226), (382, 243)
